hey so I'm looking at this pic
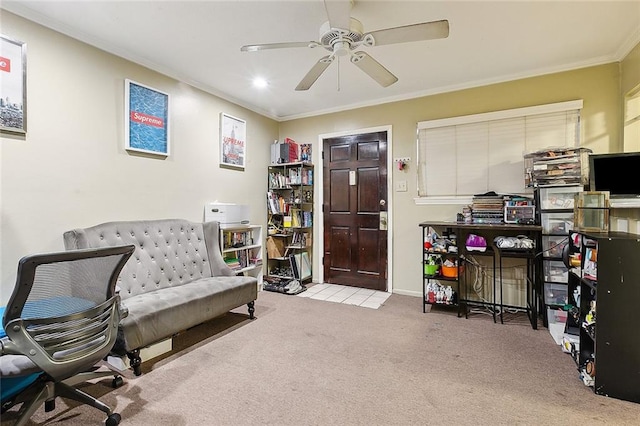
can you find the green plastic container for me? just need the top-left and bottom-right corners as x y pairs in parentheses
(424, 264), (439, 275)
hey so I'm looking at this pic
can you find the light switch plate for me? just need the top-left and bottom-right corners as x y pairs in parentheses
(396, 180), (407, 192)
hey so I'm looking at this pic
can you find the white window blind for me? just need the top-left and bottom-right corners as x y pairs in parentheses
(417, 100), (582, 200)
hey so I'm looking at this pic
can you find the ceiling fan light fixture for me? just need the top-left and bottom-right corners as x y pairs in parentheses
(333, 41), (351, 57)
(252, 77), (268, 88)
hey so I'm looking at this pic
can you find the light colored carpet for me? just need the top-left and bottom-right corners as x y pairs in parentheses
(3, 291), (639, 425)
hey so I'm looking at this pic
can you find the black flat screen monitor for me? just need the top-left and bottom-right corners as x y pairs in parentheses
(589, 152), (640, 197)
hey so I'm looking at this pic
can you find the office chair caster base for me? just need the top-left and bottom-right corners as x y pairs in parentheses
(111, 376), (124, 388)
(105, 412), (121, 426)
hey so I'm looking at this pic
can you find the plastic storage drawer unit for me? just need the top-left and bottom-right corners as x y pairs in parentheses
(542, 235), (569, 258)
(544, 260), (569, 283)
(544, 282), (569, 306)
(538, 185), (582, 210)
(542, 212), (575, 235)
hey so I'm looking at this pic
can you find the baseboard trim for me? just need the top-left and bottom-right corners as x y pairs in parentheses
(392, 289), (422, 298)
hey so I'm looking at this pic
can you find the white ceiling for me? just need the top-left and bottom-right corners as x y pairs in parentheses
(3, 1), (640, 121)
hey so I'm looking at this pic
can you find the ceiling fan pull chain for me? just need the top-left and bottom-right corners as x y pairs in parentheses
(337, 56), (341, 91)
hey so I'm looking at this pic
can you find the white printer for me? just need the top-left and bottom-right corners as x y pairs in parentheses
(204, 203), (250, 229)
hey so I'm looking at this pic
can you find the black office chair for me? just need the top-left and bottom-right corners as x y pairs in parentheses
(0, 245), (134, 426)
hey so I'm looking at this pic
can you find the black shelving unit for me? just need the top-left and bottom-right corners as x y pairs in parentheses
(420, 224), (463, 316)
(266, 162), (314, 283)
(567, 230), (640, 403)
(420, 221), (543, 326)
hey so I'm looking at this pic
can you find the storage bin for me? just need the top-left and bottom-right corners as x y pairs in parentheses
(547, 307), (568, 345)
(441, 264), (463, 278)
(542, 235), (569, 258)
(524, 147), (591, 187)
(544, 282), (568, 305)
(541, 212), (574, 234)
(424, 264), (439, 276)
(538, 185), (582, 210)
(544, 260), (569, 283)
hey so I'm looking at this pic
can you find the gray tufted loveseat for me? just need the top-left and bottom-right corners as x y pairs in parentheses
(63, 219), (257, 375)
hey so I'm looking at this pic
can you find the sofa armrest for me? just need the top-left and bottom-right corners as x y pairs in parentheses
(203, 221), (236, 277)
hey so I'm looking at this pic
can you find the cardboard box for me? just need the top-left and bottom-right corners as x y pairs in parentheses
(266, 236), (286, 258)
(204, 203), (250, 229)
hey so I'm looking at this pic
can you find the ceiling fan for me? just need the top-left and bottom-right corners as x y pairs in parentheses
(240, 0), (449, 91)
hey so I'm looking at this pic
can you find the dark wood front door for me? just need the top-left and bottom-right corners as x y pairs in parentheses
(323, 131), (388, 291)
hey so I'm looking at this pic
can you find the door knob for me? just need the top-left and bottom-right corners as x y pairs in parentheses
(380, 199), (386, 206)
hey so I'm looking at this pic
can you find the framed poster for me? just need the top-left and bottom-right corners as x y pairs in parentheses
(220, 112), (246, 170)
(0, 34), (27, 134)
(125, 79), (170, 156)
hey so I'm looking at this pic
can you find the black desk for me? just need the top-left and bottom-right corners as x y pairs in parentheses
(419, 221), (542, 329)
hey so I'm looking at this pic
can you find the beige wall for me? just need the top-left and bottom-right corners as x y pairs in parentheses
(621, 41), (640, 97)
(1, 10), (635, 302)
(0, 12), (279, 303)
(279, 64), (621, 297)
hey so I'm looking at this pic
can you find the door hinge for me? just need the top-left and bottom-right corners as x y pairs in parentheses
(321, 151), (324, 160)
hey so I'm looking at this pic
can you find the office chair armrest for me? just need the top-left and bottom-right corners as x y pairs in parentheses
(119, 303), (129, 319)
(0, 337), (20, 356)
(115, 293), (128, 320)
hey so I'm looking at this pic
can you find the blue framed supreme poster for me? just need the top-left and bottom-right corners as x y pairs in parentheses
(125, 79), (170, 156)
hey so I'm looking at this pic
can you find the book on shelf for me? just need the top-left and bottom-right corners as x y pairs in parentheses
(289, 253), (300, 279)
(224, 256), (241, 270)
(292, 231), (311, 247)
(267, 191), (289, 215)
(300, 252), (311, 279)
(224, 230), (252, 249)
(284, 137), (299, 162)
(300, 143), (312, 162)
(290, 208), (301, 227)
(289, 252), (311, 280)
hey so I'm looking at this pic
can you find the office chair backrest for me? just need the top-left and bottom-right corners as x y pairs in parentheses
(2, 245), (134, 381)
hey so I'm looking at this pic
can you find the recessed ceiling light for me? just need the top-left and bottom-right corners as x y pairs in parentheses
(253, 77), (268, 88)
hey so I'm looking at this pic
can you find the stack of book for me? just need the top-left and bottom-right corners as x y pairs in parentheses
(471, 194), (505, 224)
(224, 257), (241, 270)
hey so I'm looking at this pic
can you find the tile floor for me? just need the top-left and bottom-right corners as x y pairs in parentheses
(297, 283), (391, 309)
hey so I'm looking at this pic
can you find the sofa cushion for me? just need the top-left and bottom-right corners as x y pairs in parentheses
(119, 275), (257, 350)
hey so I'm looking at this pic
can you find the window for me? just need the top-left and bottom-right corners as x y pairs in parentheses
(624, 85), (640, 152)
(417, 100), (582, 203)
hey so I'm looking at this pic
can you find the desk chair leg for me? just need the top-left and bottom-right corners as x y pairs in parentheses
(57, 382), (110, 413)
(13, 382), (54, 426)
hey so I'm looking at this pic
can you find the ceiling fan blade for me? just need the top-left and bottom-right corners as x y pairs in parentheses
(323, 0), (352, 29)
(241, 41), (320, 52)
(366, 20), (449, 46)
(350, 51), (398, 88)
(295, 55), (334, 91)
